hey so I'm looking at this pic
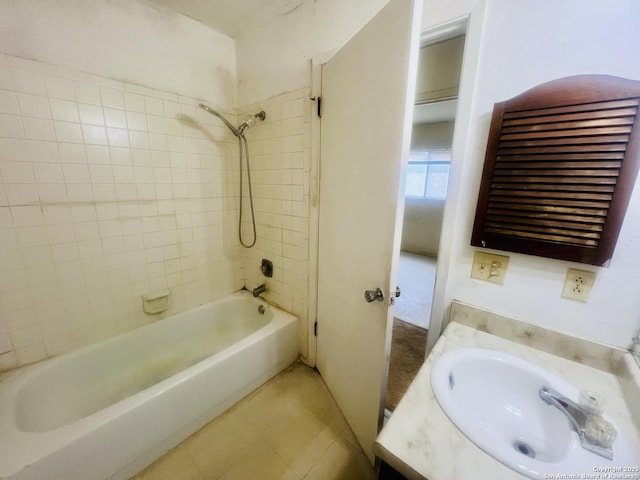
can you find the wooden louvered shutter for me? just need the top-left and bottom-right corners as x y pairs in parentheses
(471, 75), (640, 266)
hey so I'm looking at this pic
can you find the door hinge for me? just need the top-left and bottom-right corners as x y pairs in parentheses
(314, 321), (318, 336)
(310, 96), (322, 117)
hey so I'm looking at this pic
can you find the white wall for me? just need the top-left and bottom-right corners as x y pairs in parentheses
(401, 197), (443, 256)
(235, 0), (390, 106)
(0, 0), (236, 106)
(435, 0), (640, 349)
(401, 121), (454, 255)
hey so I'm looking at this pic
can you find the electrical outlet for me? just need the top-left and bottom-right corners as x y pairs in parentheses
(470, 251), (510, 285)
(562, 268), (596, 302)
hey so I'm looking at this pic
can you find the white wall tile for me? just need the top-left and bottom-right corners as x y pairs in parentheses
(101, 88), (124, 109)
(17, 93), (51, 118)
(0, 66), (15, 91)
(1, 161), (34, 183)
(6, 184), (38, 205)
(15, 343), (47, 365)
(50, 98), (80, 122)
(22, 117), (56, 141)
(92, 184), (117, 201)
(33, 163), (64, 184)
(74, 81), (101, 105)
(45, 76), (76, 101)
(63, 164), (90, 183)
(0, 138), (29, 162)
(58, 143), (85, 163)
(0, 55), (253, 369)
(12, 68), (47, 95)
(85, 145), (110, 164)
(38, 185), (67, 203)
(66, 184), (93, 202)
(149, 133), (168, 150)
(124, 92), (146, 113)
(78, 103), (104, 125)
(0, 90), (19, 114)
(129, 130), (149, 148)
(144, 97), (164, 116)
(147, 115), (166, 134)
(54, 121), (83, 143)
(28, 140), (59, 163)
(106, 127), (129, 147)
(21, 245), (54, 267)
(126, 112), (146, 132)
(89, 164), (114, 184)
(104, 108), (127, 128)
(0, 333), (12, 354)
(0, 113), (24, 137)
(81, 125), (107, 145)
(51, 243), (79, 263)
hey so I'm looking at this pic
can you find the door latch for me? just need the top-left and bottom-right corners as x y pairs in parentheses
(388, 286), (401, 306)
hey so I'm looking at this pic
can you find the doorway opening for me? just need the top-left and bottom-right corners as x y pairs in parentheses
(385, 27), (466, 413)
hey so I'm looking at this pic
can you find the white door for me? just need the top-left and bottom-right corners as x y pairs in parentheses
(316, 0), (422, 462)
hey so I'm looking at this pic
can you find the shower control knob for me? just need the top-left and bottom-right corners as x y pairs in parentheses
(364, 288), (385, 303)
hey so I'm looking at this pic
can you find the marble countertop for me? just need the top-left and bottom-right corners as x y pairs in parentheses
(374, 302), (640, 480)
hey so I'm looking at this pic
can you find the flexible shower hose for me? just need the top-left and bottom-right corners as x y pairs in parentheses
(238, 134), (257, 248)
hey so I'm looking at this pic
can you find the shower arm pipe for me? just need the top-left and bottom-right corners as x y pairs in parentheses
(198, 103), (240, 137)
(198, 103), (266, 138)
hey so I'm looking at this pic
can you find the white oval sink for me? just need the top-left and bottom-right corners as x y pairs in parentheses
(430, 348), (638, 479)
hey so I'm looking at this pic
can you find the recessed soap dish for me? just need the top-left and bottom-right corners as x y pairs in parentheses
(142, 289), (170, 314)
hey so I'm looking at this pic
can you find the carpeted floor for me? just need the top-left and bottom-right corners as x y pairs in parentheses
(385, 318), (428, 411)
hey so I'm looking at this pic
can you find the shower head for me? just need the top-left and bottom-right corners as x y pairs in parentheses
(198, 104), (266, 137)
(238, 111), (267, 135)
(198, 103), (239, 136)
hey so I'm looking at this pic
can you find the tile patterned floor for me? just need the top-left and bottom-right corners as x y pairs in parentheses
(132, 362), (377, 480)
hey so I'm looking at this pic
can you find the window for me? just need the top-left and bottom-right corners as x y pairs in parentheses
(405, 150), (451, 200)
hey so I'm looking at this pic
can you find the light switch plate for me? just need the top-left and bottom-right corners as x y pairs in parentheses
(562, 268), (596, 302)
(471, 251), (510, 285)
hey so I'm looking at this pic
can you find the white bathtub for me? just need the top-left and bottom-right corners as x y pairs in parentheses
(0, 291), (298, 480)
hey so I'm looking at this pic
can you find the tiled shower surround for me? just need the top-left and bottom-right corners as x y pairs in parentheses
(0, 53), (311, 370)
(240, 93), (312, 359)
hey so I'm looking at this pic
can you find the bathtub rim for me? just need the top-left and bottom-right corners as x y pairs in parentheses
(0, 290), (298, 478)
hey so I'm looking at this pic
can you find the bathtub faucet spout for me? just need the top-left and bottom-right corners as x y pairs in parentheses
(252, 284), (267, 297)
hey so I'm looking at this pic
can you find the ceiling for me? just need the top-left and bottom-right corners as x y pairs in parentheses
(148, 0), (298, 38)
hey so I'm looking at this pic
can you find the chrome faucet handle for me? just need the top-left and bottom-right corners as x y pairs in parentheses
(539, 386), (614, 461)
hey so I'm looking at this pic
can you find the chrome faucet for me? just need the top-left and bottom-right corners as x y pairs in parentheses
(252, 284), (267, 297)
(539, 386), (613, 460)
